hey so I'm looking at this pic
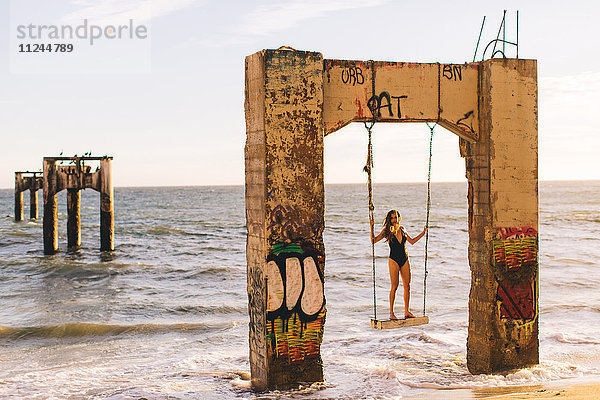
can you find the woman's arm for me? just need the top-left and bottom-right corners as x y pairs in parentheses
(404, 226), (427, 245)
(370, 219), (385, 243)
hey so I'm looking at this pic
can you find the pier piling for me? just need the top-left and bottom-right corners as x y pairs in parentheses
(30, 187), (39, 220)
(67, 189), (81, 248)
(15, 182), (23, 222)
(100, 158), (114, 251)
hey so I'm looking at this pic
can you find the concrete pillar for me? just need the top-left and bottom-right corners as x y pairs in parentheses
(465, 58), (538, 373)
(245, 49), (326, 390)
(43, 159), (58, 255)
(14, 173), (23, 222)
(100, 158), (114, 251)
(67, 189), (81, 248)
(30, 189), (38, 220)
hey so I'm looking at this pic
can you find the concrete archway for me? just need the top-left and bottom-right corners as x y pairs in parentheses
(244, 48), (538, 390)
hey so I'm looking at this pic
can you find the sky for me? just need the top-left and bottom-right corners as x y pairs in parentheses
(1, 0), (599, 188)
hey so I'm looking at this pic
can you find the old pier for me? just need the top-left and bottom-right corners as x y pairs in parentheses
(43, 156), (114, 254)
(14, 171), (43, 221)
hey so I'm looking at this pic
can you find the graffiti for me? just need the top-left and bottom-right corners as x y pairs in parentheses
(267, 204), (323, 245)
(492, 227), (537, 272)
(248, 264), (266, 352)
(493, 227), (538, 321)
(456, 110), (475, 134)
(367, 91), (408, 118)
(498, 226), (537, 240)
(268, 204), (303, 242)
(497, 279), (535, 320)
(266, 249), (325, 322)
(442, 64), (463, 81)
(266, 247), (326, 364)
(341, 66), (364, 86)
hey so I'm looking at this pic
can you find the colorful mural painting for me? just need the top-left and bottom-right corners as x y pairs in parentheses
(266, 244), (326, 364)
(497, 279), (536, 320)
(492, 227), (538, 321)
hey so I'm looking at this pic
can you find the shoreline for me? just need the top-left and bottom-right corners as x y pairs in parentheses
(406, 376), (600, 399)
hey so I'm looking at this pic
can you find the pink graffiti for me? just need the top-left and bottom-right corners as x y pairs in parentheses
(498, 226), (537, 240)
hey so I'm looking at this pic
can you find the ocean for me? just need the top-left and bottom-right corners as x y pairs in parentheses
(0, 181), (599, 399)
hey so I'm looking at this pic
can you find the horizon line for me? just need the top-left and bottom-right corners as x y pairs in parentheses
(2, 178), (599, 190)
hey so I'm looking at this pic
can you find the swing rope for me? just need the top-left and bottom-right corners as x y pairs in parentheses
(423, 122), (435, 316)
(366, 61), (438, 324)
(363, 60), (377, 321)
(364, 121), (376, 321)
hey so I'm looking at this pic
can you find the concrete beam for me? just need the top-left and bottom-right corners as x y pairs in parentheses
(323, 60), (479, 141)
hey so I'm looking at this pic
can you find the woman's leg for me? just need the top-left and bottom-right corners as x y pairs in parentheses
(399, 261), (415, 318)
(388, 258), (400, 319)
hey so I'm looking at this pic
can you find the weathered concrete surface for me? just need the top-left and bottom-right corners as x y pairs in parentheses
(42, 156), (113, 254)
(43, 160), (59, 254)
(67, 189), (81, 248)
(323, 60), (479, 141)
(245, 49), (325, 390)
(14, 173), (23, 222)
(29, 187), (39, 220)
(100, 158), (114, 251)
(245, 50), (268, 390)
(463, 58), (538, 374)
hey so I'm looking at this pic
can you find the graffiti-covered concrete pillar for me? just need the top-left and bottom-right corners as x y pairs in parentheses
(245, 49), (326, 390)
(463, 58), (538, 373)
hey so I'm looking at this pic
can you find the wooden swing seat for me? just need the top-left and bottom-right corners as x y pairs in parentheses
(371, 316), (429, 329)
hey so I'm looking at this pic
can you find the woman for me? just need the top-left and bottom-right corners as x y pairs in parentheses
(371, 210), (427, 320)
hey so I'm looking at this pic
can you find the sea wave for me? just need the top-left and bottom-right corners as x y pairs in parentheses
(0, 322), (213, 339)
(167, 305), (245, 315)
(548, 333), (600, 345)
(146, 226), (210, 237)
(395, 360), (591, 390)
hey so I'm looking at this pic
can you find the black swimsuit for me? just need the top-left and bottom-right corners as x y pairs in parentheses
(389, 231), (408, 267)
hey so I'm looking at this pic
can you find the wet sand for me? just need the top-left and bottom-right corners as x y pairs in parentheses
(406, 379), (600, 399)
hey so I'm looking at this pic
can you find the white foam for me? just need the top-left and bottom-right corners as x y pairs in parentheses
(549, 333), (600, 345)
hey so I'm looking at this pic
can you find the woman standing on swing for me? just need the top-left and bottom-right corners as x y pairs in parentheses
(371, 210), (427, 320)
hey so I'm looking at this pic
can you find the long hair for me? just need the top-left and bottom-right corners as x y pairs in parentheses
(382, 209), (401, 242)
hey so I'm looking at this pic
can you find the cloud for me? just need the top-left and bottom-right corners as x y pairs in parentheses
(62, 0), (202, 25)
(194, 0), (388, 48)
(237, 0), (388, 37)
(540, 72), (600, 100)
